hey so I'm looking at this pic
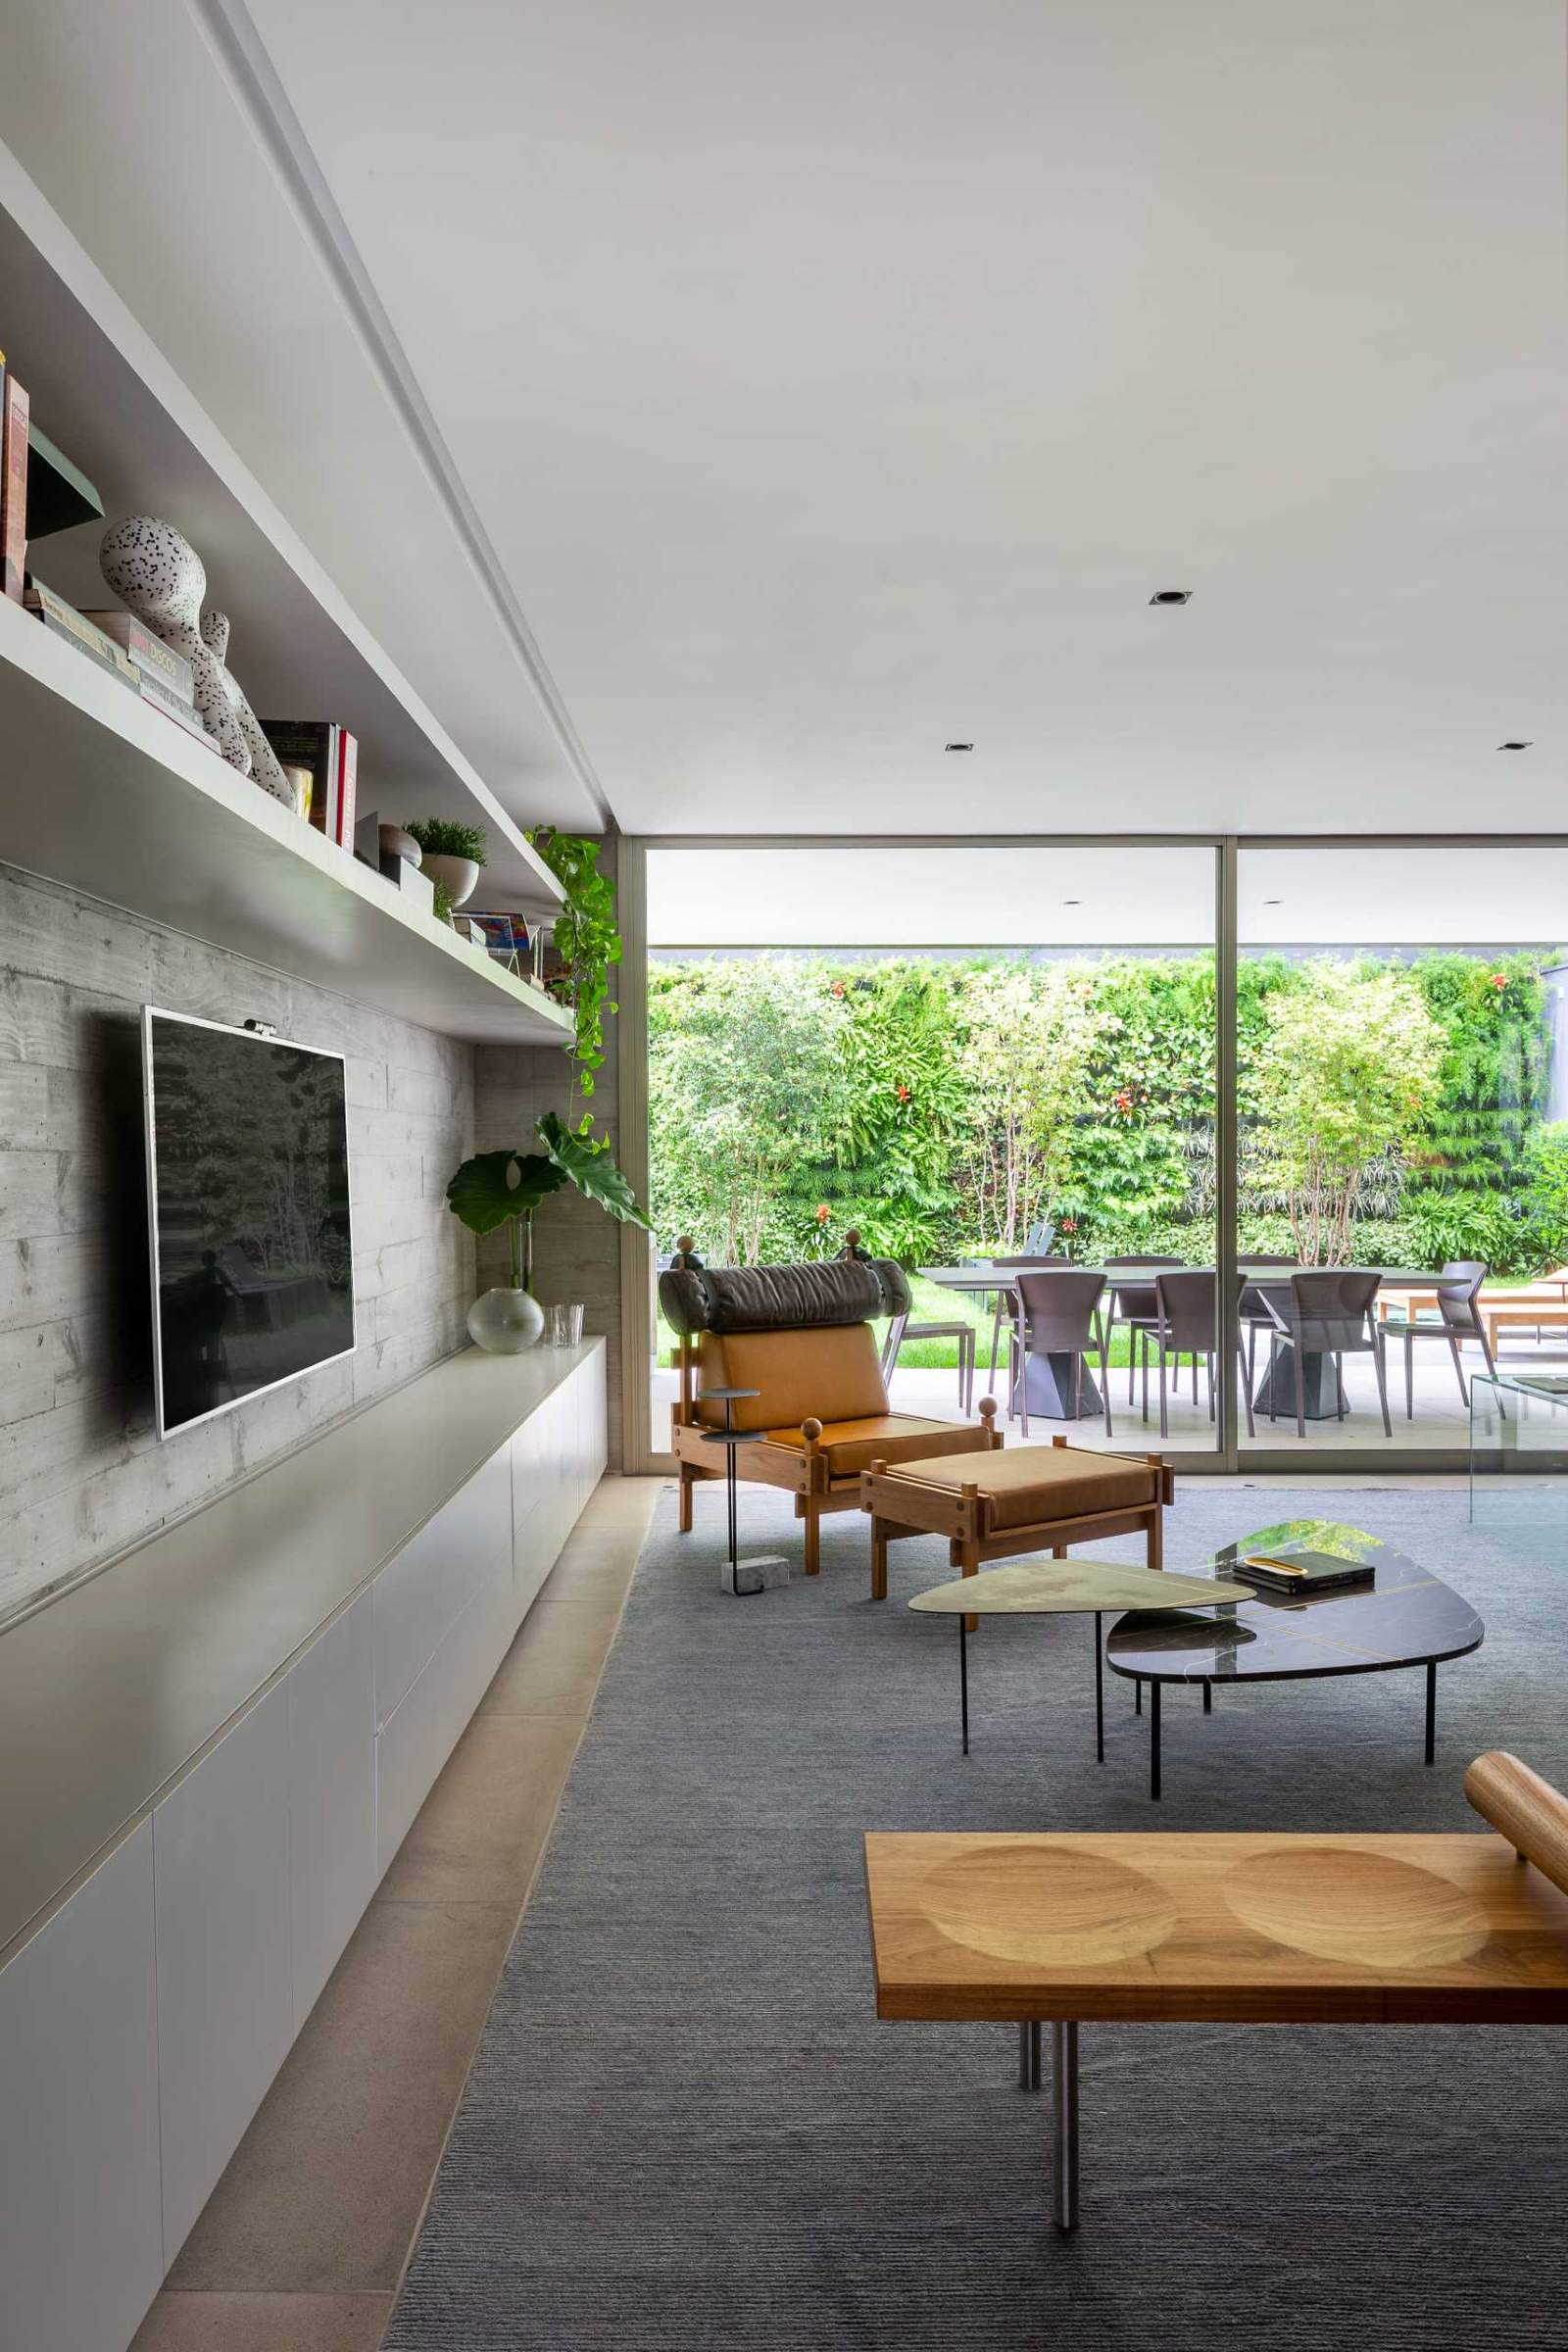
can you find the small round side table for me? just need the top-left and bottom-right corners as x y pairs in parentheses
(697, 1389), (790, 1597)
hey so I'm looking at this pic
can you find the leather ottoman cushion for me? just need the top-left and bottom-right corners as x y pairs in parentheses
(880, 1443), (1158, 1530)
(765, 1416), (993, 1479)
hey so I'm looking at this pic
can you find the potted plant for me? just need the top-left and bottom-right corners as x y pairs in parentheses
(447, 1112), (649, 1352)
(526, 827), (618, 1096)
(406, 817), (487, 913)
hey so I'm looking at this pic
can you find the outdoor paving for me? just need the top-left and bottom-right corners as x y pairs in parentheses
(652, 1337), (1568, 1457)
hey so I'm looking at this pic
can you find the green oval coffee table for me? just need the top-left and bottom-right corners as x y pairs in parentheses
(909, 1558), (1251, 1765)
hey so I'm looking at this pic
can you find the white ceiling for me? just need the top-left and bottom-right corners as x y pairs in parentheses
(3, 1), (1566, 840)
(648, 842), (1568, 950)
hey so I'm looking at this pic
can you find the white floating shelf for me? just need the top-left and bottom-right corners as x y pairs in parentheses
(0, 151), (568, 919)
(0, 594), (575, 1045)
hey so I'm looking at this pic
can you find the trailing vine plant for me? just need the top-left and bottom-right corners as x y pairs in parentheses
(527, 828), (622, 1121)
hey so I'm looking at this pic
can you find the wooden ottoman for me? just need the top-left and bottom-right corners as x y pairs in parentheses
(859, 1432), (1172, 1602)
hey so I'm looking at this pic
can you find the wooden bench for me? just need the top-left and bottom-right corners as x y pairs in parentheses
(864, 1750), (1568, 2231)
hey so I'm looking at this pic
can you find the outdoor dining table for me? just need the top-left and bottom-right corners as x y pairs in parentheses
(921, 1262), (1442, 1425)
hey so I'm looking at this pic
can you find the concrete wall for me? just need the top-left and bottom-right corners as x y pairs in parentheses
(0, 862), (476, 1623)
(473, 840), (625, 1469)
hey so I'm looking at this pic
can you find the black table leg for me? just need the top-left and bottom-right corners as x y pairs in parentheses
(1134, 1677), (1143, 1716)
(1425, 1658), (1437, 1766)
(1150, 1680), (1161, 1801)
(959, 1616), (969, 1756)
(1202, 1679), (1212, 1715)
(1094, 1614), (1103, 1763)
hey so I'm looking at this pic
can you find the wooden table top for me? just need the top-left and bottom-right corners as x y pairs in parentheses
(864, 1830), (1568, 2025)
(907, 1560), (1252, 1617)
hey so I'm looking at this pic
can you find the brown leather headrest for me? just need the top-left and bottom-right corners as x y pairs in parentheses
(659, 1256), (912, 1336)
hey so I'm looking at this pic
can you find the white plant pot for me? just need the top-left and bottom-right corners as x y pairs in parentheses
(420, 854), (481, 910)
(466, 1286), (544, 1353)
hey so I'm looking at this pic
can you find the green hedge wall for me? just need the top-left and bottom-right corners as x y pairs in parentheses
(649, 950), (1561, 1275)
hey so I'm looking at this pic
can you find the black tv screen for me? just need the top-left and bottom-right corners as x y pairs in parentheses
(143, 1007), (355, 1437)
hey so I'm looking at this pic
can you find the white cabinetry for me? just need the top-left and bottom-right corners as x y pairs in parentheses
(0, 1338), (607, 2350)
(287, 1590), (376, 2031)
(154, 1683), (296, 2262)
(0, 1821), (163, 2352)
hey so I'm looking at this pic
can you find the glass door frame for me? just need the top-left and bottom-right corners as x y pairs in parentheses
(618, 832), (1568, 1477)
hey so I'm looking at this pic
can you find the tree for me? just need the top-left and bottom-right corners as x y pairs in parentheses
(956, 963), (1110, 1251)
(649, 958), (853, 1263)
(1251, 963), (1445, 1265)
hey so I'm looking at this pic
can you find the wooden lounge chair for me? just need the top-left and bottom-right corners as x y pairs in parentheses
(662, 1255), (999, 1575)
(864, 1749), (1568, 2232)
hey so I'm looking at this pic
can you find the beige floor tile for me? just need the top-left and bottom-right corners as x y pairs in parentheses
(131, 2290), (390, 2352)
(376, 1712), (584, 1903)
(168, 1902), (514, 2295)
(481, 1597), (619, 1714)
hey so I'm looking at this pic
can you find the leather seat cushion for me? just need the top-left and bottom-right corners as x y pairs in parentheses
(881, 1443), (1158, 1530)
(764, 1416), (993, 1479)
(695, 1325), (888, 1432)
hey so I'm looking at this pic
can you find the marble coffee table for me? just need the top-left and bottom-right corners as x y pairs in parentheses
(1105, 1519), (1485, 1800)
(909, 1558), (1251, 1765)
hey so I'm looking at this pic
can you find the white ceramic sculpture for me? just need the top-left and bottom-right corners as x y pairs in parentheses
(99, 517), (293, 803)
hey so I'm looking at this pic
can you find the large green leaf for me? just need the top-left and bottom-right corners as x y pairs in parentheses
(537, 1111), (651, 1227)
(446, 1149), (565, 1235)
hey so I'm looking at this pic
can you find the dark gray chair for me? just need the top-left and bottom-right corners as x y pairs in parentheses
(1145, 1271), (1255, 1440)
(1381, 1260), (1496, 1415)
(1009, 1268), (1112, 1439)
(1237, 1255), (1298, 1394)
(1262, 1268), (1393, 1440)
(1104, 1256), (1183, 1404)
(881, 1314), (976, 1412)
(984, 1252), (1064, 1395)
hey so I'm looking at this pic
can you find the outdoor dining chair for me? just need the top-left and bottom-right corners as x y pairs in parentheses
(1009, 1268), (1113, 1439)
(1380, 1260), (1496, 1416)
(1143, 1270), (1255, 1440)
(1261, 1267), (1394, 1441)
(1103, 1255), (1183, 1404)
(983, 1252), (1062, 1395)
(1237, 1254), (1298, 1393)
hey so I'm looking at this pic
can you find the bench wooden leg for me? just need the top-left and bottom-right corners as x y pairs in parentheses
(959, 1537), (979, 1635)
(870, 1517), (889, 1601)
(1146, 1498), (1163, 1572)
(804, 1502), (821, 1577)
(677, 1463), (695, 1534)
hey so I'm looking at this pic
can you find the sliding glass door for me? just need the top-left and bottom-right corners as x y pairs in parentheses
(632, 840), (1221, 1465)
(1233, 843), (1568, 1462)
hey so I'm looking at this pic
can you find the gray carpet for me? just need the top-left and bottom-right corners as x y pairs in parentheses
(385, 1482), (1568, 2349)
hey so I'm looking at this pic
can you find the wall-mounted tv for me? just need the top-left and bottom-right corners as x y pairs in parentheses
(142, 1007), (355, 1438)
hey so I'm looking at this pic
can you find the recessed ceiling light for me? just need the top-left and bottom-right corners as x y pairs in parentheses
(944, 741), (973, 753)
(1150, 588), (1192, 606)
(1498, 740), (1533, 751)
(1062, 898), (1081, 906)
(1264, 899), (1283, 906)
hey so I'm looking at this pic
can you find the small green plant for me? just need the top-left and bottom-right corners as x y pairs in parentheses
(527, 827), (620, 1105)
(430, 878), (456, 925)
(405, 817), (488, 863)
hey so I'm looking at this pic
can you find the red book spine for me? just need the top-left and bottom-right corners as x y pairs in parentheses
(1, 373), (28, 604)
(334, 728), (358, 848)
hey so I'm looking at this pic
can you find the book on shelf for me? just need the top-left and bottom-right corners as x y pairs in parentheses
(78, 608), (194, 703)
(136, 665), (213, 747)
(1, 364), (27, 604)
(260, 720), (339, 842)
(335, 727), (357, 851)
(24, 579), (141, 691)
(465, 910), (533, 959)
